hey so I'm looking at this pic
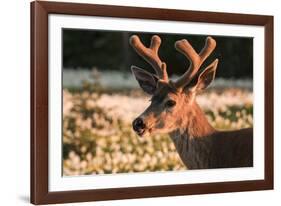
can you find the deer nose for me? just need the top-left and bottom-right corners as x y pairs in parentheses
(132, 117), (146, 132)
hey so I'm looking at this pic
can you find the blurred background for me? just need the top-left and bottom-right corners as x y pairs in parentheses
(62, 29), (253, 176)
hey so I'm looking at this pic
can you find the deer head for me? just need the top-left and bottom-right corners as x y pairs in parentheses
(130, 35), (218, 137)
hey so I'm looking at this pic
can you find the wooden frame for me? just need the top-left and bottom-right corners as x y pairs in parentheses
(31, 0), (274, 204)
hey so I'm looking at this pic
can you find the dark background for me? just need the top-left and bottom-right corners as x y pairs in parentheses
(63, 29), (253, 78)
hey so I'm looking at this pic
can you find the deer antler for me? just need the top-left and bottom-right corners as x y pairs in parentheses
(174, 37), (216, 88)
(130, 35), (168, 81)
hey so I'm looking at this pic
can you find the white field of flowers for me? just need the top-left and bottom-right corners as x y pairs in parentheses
(63, 87), (253, 176)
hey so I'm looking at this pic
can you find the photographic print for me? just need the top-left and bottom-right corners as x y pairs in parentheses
(31, 1), (273, 204)
(62, 30), (253, 175)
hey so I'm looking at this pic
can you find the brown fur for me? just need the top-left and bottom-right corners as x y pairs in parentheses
(169, 102), (253, 169)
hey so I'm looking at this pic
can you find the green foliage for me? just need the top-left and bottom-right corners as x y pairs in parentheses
(63, 29), (253, 78)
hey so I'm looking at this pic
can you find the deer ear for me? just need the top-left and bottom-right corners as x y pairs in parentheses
(195, 59), (218, 91)
(131, 66), (159, 95)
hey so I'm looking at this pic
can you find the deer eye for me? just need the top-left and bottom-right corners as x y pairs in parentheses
(165, 100), (176, 108)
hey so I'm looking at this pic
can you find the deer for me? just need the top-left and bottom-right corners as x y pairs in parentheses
(130, 35), (253, 169)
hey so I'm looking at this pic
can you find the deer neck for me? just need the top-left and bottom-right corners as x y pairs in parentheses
(169, 101), (216, 169)
(184, 101), (215, 138)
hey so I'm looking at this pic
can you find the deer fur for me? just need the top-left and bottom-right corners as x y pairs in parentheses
(168, 102), (253, 169)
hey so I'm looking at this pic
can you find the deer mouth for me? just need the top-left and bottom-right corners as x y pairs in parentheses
(136, 129), (146, 137)
(136, 127), (154, 137)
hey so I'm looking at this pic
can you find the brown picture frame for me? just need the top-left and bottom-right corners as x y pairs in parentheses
(30, 0), (274, 204)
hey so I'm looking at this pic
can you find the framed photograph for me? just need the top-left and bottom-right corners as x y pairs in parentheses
(31, 1), (274, 204)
